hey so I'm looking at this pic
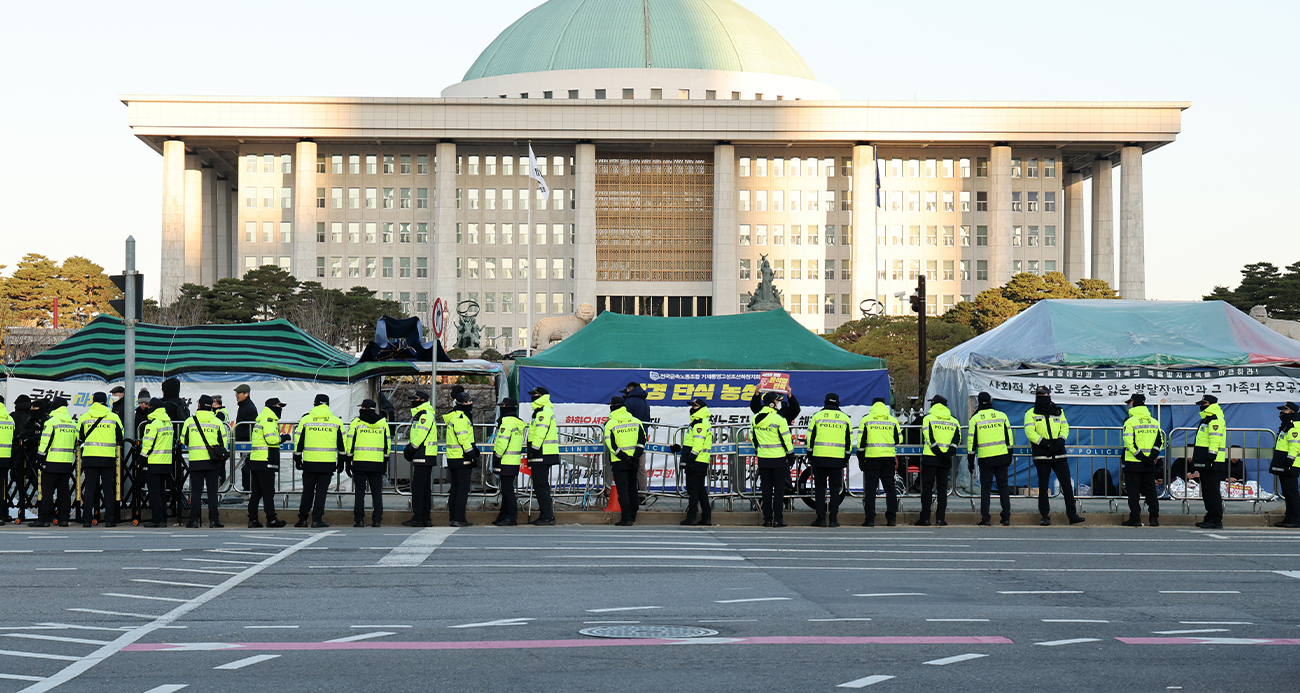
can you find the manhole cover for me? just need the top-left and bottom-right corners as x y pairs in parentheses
(579, 625), (719, 639)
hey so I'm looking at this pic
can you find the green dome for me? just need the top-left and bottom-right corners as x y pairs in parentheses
(463, 0), (817, 82)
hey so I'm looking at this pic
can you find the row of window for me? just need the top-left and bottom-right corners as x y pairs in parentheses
(317, 256), (428, 279)
(459, 155), (570, 177)
(456, 257), (575, 281)
(458, 188), (572, 211)
(739, 157), (842, 178)
(874, 225), (1059, 248)
(459, 291), (570, 317)
(742, 293), (852, 316)
(315, 154), (430, 176)
(507, 89), (785, 101)
(314, 222), (428, 244)
(881, 190), (1057, 213)
(738, 190), (851, 212)
(886, 259), (1059, 283)
(739, 225), (852, 247)
(315, 187), (428, 210)
(739, 259), (850, 282)
(739, 156), (1058, 180)
(457, 223), (573, 246)
(479, 326), (530, 350)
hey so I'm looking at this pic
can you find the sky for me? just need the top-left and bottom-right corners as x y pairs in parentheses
(0, 0), (1294, 301)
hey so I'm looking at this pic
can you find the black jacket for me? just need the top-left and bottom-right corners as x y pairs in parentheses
(807, 408), (851, 469)
(234, 398), (258, 441)
(749, 392), (801, 423)
(161, 378), (190, 423)
(623, 386), (652, 423)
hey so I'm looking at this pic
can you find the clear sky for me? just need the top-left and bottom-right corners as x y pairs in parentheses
(0, 0), (1293, 301)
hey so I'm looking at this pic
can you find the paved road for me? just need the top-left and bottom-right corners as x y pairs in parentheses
(1, 524), (1298, 692)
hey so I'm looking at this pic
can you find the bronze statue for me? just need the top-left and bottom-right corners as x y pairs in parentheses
(455, 299), (482, 349)
(744, 254), (783, 312)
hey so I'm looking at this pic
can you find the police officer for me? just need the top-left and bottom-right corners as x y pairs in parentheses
(1271, 402), (1300, 528)
(857, 397), (901, 527)
(916, 394), (960, 527)
(1026, 386), (1084, 526)
(0, 397), (13, 524)
(347, 399), (390, 528)
(968, 392), (1013, 527)
(77, 392), (124, 527)
(673, 398), (713, 526)
(1121, 393), (1162, 527)
(247, 398), (290, 528)
(492, 397), (526, 526)
(294, 394), (344, 528)
(1191, 395), (1228, 530)
(183, 395), (227, 528)
(32, 397), (77, 527)
(443, 392), (477, 527)
(10, 395), (34, 524)
(752, 392), (794, 528)
(402, 391), (436, 528)
(807, 393), (851, 527)
(139, 399), (176, 527)
(526, 386), (558, 526)
(604, 395), (645, 526)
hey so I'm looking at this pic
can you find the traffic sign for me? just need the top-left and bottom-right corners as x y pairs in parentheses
(431, 298), (446, 339)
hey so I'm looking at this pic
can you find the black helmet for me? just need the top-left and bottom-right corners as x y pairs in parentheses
(609, 395), (625, 408)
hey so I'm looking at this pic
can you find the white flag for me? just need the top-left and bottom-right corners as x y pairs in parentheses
(528, 144), (550, 201)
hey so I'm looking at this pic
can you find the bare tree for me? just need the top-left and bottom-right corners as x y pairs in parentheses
(145, 299), (210, 327)
(285, 290), (348, 348)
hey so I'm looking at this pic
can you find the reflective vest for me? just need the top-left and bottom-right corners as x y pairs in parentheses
(1023, 408), (1069, 446)
(528, 396), (560, 457)
(1276, 422), (1300, 469)
(0, 405), (13, 461)
(249, 408), (282, 463)
(347, 418), (391, 463)
(493, 416), (527, 467)
(409, 402), (436, 449)
(684, 406), (713, 463)
(858, 402), (901, 458)
(751, 406), (793, 459)
(1194, 404), (1227, 463)
(809, 409), (852, 459)
(1122, 406), (1162, 463)
(78, 402), (123, 460)
(921, 404), (960, 457)
(182, 411), (226, 463)
(140, 409), (176, 467)
(442, 409), (475, 461)
(968, 408), (1012, 459)
(296, 404), (343, 466)
(604, 407), (643, 460)
(39, 407), (78, 472)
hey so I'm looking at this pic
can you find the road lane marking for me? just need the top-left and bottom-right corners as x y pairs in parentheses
(130, 580), (218, 589)
(837, 675), (895, 688)
(141, 686), (188, 693)
(2, 634), (111, 646)
(583, 621), (639, 624)
(854, 593), (925, 597)
(325, 632), (395, 642)
(0, 674), (44, 682)
(32, 625), (129, 633)
(181, 558), (258, 565)
(101, 593), (189, 604)
(449, 619), (533, 629)
(1035, 638), (1102, 646)
(1117, 637), (1300, 645)
(1180, 621), (1252, 625)
(65, 609), (156, 620)
(244, 626), (298, 629)
(1042, 619), (1109, 623)
(585, 606), (662, 613)
(0, 551), (33, 554)
(1158, 590), (1239, 594)
(351, 625), (412, 629)
(213, 654), (280, 670)
(35, 569), (76, 572)
(699, 619), (757, 623)
(926, 619), (989, 622)
(142, 549), (181, 552)
(223, 543), (295, 548)
(714, 597), (791, 604)
(809, 618), (872, 622)
(559, 555), (744, 561)
(63, 550), (101, 553)
(1152, 629), (1230, 634)
(374, 527), (457, 567)
(0, 650), (79, 662)
(924, 653), (988, 665)
(1274, 571), (1300, 579)
(998, 590), (1083, 594)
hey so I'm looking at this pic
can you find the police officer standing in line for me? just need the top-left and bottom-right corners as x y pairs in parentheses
(1270, 402), (1300, 528)
(10, 395), (34, 523)
(857, 397), (901, 527)
(492, 397), (526, 526)
(139, 399), (176, 527)
(916, 395), (960, 527)
(1191, 395), (1228, 530)
(403, 391), (436, 528)
(0, 398), (13, 524)
(347, 399), (390, 528)
(807, 393), (851, 528)
(752, 392), (795, 528)
(443, 392), (477, 527)
(247, 398), (290, 528)
(605, 394), (646, 526)
(526, 386), (558, 526)
(78, 392), (124, 527)
(968, 392), (1013, 527)
(32, 398), (77, 527)
(673, 398), (713, 526)
(294, 394), (344, 528)
(182, 395), (227, 528)
(1121, 393), (1162, 527)
(1025, 386), (1084, 526)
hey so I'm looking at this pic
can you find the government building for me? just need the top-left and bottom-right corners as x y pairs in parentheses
(123, 0), (1186, 348)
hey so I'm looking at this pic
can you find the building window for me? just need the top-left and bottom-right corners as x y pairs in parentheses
(960, 191), (971, 212)
(347, 155), (359, 175)
(1028, 226), (1040, 247)
(365, 155), (377, 175)
(348, 222), (360, 243)
(976, 157), (988, 177)
(773, 190), (784, 212)
(976, 191), (988, 212)
(790, 259), (800, 279)
(824, 225), (836, 245)
(739, 225), (751, 245)
(891, 260), (904, 280)
(280, 222), (292, 244)
(365, 188), (377, 209)
(330, 222), (343, 244)
(924, 191), (937, 212)
(942, 191), (954, 212)
(976, 260), (988, 281)
(1029, 260), (1040, 274)
(960, 260), (971, 281)
(383, 155), (395, 174)
(316, 188), (325, 208)
(1046, 260), (1057, 272)
(926, 226), (938, 246)
(417, 188), (429, 209)
(316, 222), (326, 243)
(1044, 191), (1056, 212)
(1045, 225), (1057, 247)
(1011, 158), (1022, 178)
(907, 159), (919, 177)
(1011, 192), (1022, 212)
(924, 159), (936, 178)
(315, 257), (325, 277)
(401, 222), (413, 244)
(243, 221), (256, 243)
(245, 154), (257, 173)
(1013, 260), (1023, 273)
(383, 188), (395, 209)
(943, 260), (955, 281)
(807, 259), (818, 280)
(1044, 157), (1056, 178)
(401, 188), (412, 209)
(468, 156), (479, 175)
(365, 257), (376, 278)
(347, 187), (360, 209)
(330, 256), (342, 278)
(976, 225), (988, 247)
(739, 158), (750, 177)
(502, 223), (514, 245)
(1027, 158), (1038, 178)
(1013, 226), (1023, 247)
(259, 187), (273, 208)
(960, 225), (970, 246)
(347, 256), (359, 277)
(416, 223), (428, 244)
(942, 225), (955, 247)
(383, 222), (394, 244)
(417, 257), (429, 278)
(400, 155), (411, 175)
(316, 157), (326, 174)
(908, 226), (920, 246)
(331, 155), (343, 174)
(908, 260), (920, 280)
(1027, 191), (1038, 212)
(622, 88), (634, 99)
(536, 292), (547, 315)
(399, 257), (411, 278)
(331, 187), (343, 209)
(382, 257), (393, 278)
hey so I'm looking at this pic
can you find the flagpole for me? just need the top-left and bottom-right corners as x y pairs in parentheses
(526, 144), (533, 358)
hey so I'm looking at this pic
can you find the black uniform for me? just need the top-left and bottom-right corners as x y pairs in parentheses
(9, 396), (34, 522)
(1274, 411), (1300, 527)
(807, 406), (851, 527)
(78, 411), (124, 526)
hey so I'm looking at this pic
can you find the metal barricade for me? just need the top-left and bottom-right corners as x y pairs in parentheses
(516, 424), (607, 514)
(640, 423), (686, 505)
(1167, 427), (1278, 513)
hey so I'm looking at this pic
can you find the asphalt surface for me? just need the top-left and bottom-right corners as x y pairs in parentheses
(1, 523), (1299, 692)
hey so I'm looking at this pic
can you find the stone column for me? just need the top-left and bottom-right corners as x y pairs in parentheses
(851, 143), (876, 318)
(711, 143), (737, 315)
(160, 140), (186, 303)
(214, 175), (231, 280)
(1119, 146), (1145, 300)
(200, 167), (217, 285)
(292, 140), (318, 282)
(574, 143), (597, 311)
(183, 155), (203, 287)
(1090, 157), (1114, 285)
(1062, 171), (1085, 281)
(434, 141), (459, 308)
(988, 145), (1013, 286)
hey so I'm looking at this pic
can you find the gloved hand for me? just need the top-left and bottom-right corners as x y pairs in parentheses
(344, 461), (353, 478)
(35, 454), (46, 470)
(680, 451), (695, 466)
(631, 450), (644, 464)
(527, 445), (541, 460)
(336, 460), (346, 474)
(967, 453), (977, 473)
(670, 444), (682, 454)
(466, 446), (481, 462)
(786, 453), (795, 466)
(279, 433), (293, 443)
(293, 453), (303, 471)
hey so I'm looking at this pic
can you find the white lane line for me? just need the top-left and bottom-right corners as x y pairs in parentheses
(583, 621), (639, 624)
(448, 619), (533, 629)
(1152, 628), (1230, 634)
(926, 618), (990, 622)
(223, 542), (295, 548)
(998, 590), (1083, 594)
(213, 654), (281, 670)
(837, 674), (895, 688)
(141, 686), (188, 693)
(0, 551), (33, 554)
(714, 597), (792, 604)
(1042, 619), (1109, 623)
(559, 555), (744, 561)
(130, 579), (218, 589)
(699, 619), (758, 623)
(350, 625), (412, 629)
(65, 609), (156, 620)
(0, 649), (79, 662)
(586, 606), (663, 613)
(1035, 638), (1102, 647)
(205, 550), (276, 557)
(924, 653), (988, 665)
(0, 674), (45, 682)
(324, 631), (395, 642)
(182, 558), (259, 565)
(123, 568), (240, 577)
(854, 593), (925, 597)
(1181, 621), (1252, 625)
(142, 549), (182, 552)
(244, 626), (298, 630)
(1274, 571), (1300, 579)
(101, 593), (189, 604)
(809, 618), (873, 622)
(374, 527), (457, 567)
(2, 634), (111, 646)
(1159, 590), (1240, 594)
(20, 530), (336, 693)
(35, 568), (76, 572)
(63, 550), (102, 553)
(32, 624), (129, 633)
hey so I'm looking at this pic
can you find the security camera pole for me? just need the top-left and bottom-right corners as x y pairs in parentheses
(909, 276), (927, 399)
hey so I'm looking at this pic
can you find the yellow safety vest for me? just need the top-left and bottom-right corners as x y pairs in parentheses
(1194, 404), (1227, 463)
(140, 409), (175, 467)
(921, 404), (960, 458)
(250, 408), (282, 462)
(296, 404), (343, 465)
(1023, 408), (1069, 445)
(39, 407), (79, 472)
(969, 408), (1011, 459)
(409, 402), (436, 449)
(751, 406), (793, 459)
(1122, 406), (1162, 463)
(0, 406), (13, 460)
(604, 407), (643, 459)
(528, 396), (560, 456)
(78, 403), (123, 460)
(182, 411), (226, 462)
(442, 409), (475, 461)
(685, 407), (713, 462)
(858, 403), (901, 458)
(809, 409), (852, 459)
(493, 416), (526, 467)
(347, 418), (391, 463)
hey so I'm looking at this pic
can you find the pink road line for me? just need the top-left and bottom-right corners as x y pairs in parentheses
(1117, 638), (1300, 645)
(125, 635), (1013, 653)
